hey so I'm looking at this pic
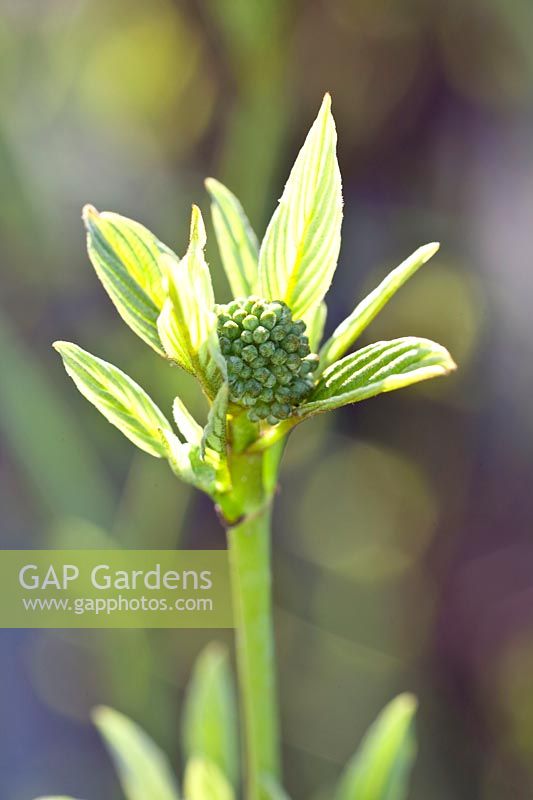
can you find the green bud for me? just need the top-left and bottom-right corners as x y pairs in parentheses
(254, 367), (271, 384)
(252, 326), (270, 344)
(270, 326), (287, 342)
(223, 320), (240, 340)
(260, 310), (277, 330)
(245, 379), (262, 397)
(242, 344), (259, 363)
(220, 337), (232, 355)
(283, 334), (300, 353)
(242, 315), (259, 331)
(227, 356), (244, 374)
(259, 341), (276, 358)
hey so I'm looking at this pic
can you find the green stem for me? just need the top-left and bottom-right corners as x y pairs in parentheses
(219, 434), (282, 800)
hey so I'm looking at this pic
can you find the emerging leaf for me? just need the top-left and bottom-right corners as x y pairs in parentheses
(206, 178), (259, 298)
(182, 643), (239, 788)
(54, 342), (171, 457)
(335, 694), (418, 800)
(159, 429), (216, 493)
(319, 243), (440, 369)
(259, 94), (343, 322)
(184, 758), (234, 800)
(83, 205), (173, 355)
(157, 206), (221, 396)
(300, 337), (456, 416)
(93, 706), (180, 800)
(173, 397), (204, 445)
(202, 384), (229, 458)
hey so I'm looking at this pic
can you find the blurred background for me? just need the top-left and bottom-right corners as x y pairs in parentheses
(1, 0), (532, 797)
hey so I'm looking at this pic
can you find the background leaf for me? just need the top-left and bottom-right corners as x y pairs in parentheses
(260, 775), (292, 800)
(54, 342), (171, 457)
(301, 337), (456, 416)
(93, 706), (180, 800)
(319, 243), (440, 368)
(182, 643), (239, 787)
(0, 315), (113, 525)
(206, 177), (259, 298)
(259, 93), (342, 322)
(184, 758), (234, 800)
(83, 205), (173, 355)
(335, 694), (418, 800)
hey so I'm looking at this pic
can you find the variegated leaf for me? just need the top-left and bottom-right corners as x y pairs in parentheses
(83, 205), (173, 355)
(54, 341), (170, 457)
(206, 178), (259, 298)
(259, 94), (342, 321)
(157, 206), (221, 395)
(172, 397), (203, 445)
(300, 337), (455, 416)
(319, 242), (440, 369)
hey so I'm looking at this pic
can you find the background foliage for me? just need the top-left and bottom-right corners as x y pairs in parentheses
(1, 0), (532, 798)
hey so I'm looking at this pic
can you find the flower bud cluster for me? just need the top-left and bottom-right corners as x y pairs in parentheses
(216, 297), (319, 425)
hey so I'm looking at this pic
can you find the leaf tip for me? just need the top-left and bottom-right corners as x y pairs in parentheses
(81, 204), (99, 227)
(190, 204), (207, 249)
(91, 704), (111, 727)
(204, 177), (218, 194)
(52, 340), (69, 355)
(393, 692), (418, 716)
(420, 241), (440, 262)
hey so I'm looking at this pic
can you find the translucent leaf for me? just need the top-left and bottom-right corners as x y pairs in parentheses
(184, 758), (234, 800)
(319, 243), (440, 368)
(54, 342), (171, 457)
(202, 384), (228, 458)
(206, 177), (259, 298)
(259, 94), (343, 321)
(173, 397), (203, 445)
(157, 206), (221, 395)
(300, 337), (456, 416)
(93, 706), (180, 800)
(182, 643), (239, 788)
(335, 694), (418, 800)
(83, 205), (173, 355)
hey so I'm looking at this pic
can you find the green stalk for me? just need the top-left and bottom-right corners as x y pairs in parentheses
(219, 422), (283, 800)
